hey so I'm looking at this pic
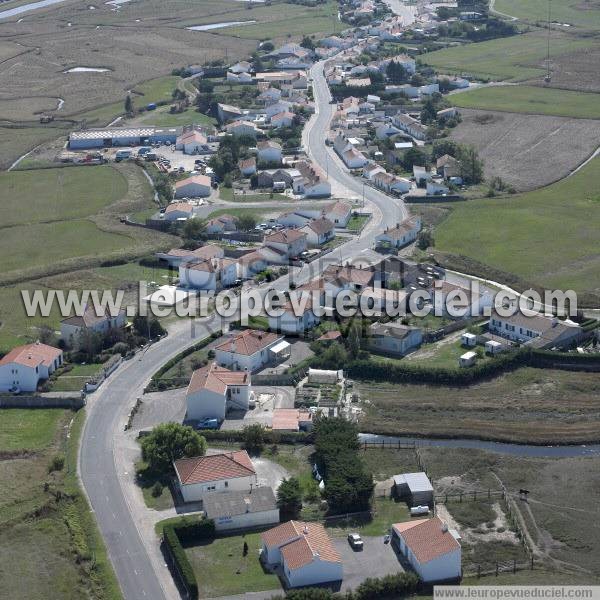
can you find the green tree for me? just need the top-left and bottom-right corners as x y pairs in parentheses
(345, 320), (362, 359)
(300, 35), (315, 50)
(458, 145), (484, 184)
(125, 94), (133, 115)
(242, 423), (265, 453)
(386, 60), (407, 84)
(132, 315), (166, 340)
(237, 212), (257, 231)
(277, 477), (303, 518)
(431, 139), (460, 161)
(416, 229), (434, 250)
(140, 423), (207, 475)
(182, 218), (206, 241)
(402, 147), (428, 171)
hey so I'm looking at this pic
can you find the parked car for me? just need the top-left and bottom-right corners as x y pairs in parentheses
(348, 533), (363, 550)
(196, 418), (219, 430)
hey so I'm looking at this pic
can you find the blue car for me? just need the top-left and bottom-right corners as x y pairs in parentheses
(197, 418), (219, 430)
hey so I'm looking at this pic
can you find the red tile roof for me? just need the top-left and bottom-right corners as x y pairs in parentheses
(174, 451), (255, 485)
(0, 342), (62, 369)
(174, 174), (211, 189)
(261, 521), (341, 570)
(265, 228), (306, 245)
(317, 330), (342, 341)
(393, 517), (460, 564)
(215, 329), (281, 356)
(272, 408), (312, 431)
(187, 362), (249, 396)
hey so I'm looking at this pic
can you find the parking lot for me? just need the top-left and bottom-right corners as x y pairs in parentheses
(334, 535), (405, 591)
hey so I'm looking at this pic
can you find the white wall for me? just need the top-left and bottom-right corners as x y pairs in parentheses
(214, 508), (280, 531)
(417, 549), (461, 582)
(180, 473), (257, 503)
(179, 267), (217, 290)
(186, 388), (226, 421)
(0, 363), (39, 392)
(285, 558), (343, 588)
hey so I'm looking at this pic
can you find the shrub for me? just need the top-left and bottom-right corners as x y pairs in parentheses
(48, 453), (65, 473)
(151, 481), (164, 497)
(163, 525), (198, 599)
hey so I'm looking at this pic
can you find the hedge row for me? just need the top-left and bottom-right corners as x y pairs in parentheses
(200, 428), (313, 445)
(162, 517), (215, 600)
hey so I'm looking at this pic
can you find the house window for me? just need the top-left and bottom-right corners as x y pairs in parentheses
(224, 481), (228, 488)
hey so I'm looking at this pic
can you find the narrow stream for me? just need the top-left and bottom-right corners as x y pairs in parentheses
(359, 433), (600, 458)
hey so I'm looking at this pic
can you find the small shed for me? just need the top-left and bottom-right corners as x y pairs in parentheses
(485, 340), (503, 355)
(461, 332), (477, 347)
(269, 339), (291, 361)
(459, 351), (477, 368)
(393, 472), (434, 507)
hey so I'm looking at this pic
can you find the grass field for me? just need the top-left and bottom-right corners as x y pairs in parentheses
(134, 105), (217, 128)
(495, 0), (600, 31)
(422, 31), (594, 81)
(216, 0), (339, 39)
(402, 337), (491, 370)
(432, 156), (600, 296)
(51, 363), (103, 392)
(185, 532), (279, 597)
(0, 409), (65, 452)
(0, 125), (70, 171)
(359, 367), (600, 444)
(452, 85), (600, 118)
(0, 408), (121, 599)
(0, 166), (128, 228)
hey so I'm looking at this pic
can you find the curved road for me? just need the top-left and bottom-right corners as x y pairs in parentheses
(79, 59), (408, 600)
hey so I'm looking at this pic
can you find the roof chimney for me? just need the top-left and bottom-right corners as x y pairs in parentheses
(303, 524), (309, 535)
(441, 521), (449, 533)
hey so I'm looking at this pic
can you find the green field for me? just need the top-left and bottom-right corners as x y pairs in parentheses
(452, 85), (600, 118)
(135, 105), (216, 128)
(0, 125), (70, 171)
(495, 0), (600, 31)
(1, 220), (133, 275)
(185, 532), (279, 597)
(132, 76), (179, 103)
(0, 166), (128, 227)
(422, 31), (593, 81)
(433, 156), (600, 296)
(0, 408), (121, 599)
(0, 409), (65, 452)
(222, 0), (339, 39)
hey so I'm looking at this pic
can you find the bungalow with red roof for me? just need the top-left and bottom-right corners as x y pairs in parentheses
(375, 216), (421, 249)
(270, 111), (295, 128)
(174, 450), (258, 503)
(60, 304), (126, 349)
(174, 174), (212, 199)
(175, 130), (209, 155)
(205, 214), (238, 235)
(214, 329), (288, 372)
(392, 517), (461, 583)
(179, 257), (237, 290)
(186, 362), (252, 422)
(264, 228), (307, 259)
(162, 202), (196, 221)
(155, 244), (224, 268)
(301, 217), (335, 247)
(0, 342), (63, 392)
(261, 521), (342, 588)
(238, 156), (257, 177)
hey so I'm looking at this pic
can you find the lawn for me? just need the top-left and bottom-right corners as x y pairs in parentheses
(132, 75), (179, 104)
(220, 187), (290, 203)
(404, 338), (491, 370)
(495, 0), (600, 31)
(0, 166), (128, 227)
(451, 85), (600, 119)
(135, 105), (217, 128)
(346, 215), (369, 231)
(0, 409), (65, 452)
(0, 125), (70, 171)
(358, 367), (600, 444)
(422, 31), (593, 81)
(185, 532), (279, 597)
(433, 156), (600, 297)
(51, 363), (104, 392)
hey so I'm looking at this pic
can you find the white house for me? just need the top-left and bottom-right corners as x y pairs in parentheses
(0, 342), (63, 393)
(215, 329), (288, 372)
(205, 214), (237, 235)
(301, 217), (335, 247)
(225, 120), (262, 138)
(427, 178), (450, 196)
(277, 211), (311, 229)
(265, 101), (293, 118)
(203, 487), (279, 532)
(230, 60), (252, 74)
(264, 229), (307, 258)
(261, 521), (342, 588)
(293, 161), (331, 198)
(227, 71), (253, 84)
(363, 162), (386, 180)
(323, 201), (352, 228)
(238, 157), (257, 176)
(238, 250), (270, 279)
(432, 281), (493, 317)
(376, 216), (421, 248)
(488, 311), (583, 349)
(162, 202), (195, 221)
(179, 257), (237, 290)
(342, 147), (368, 169)
(368, 321), (422, 356)
(174, 175), (212, 199)
(60, 304), (126, 349)
(175, 130), (209, 155)
(174, 450), (258, 503)
(392, 113), (428, 141)
(268, 300), (320, 334)
(392, 517), (461, 583)
(185, 362), (252, 422)
(257, 140), (283, 164)
(270, 111), (295, 128)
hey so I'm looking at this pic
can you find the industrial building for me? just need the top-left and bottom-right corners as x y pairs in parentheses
(68, 126), (180, 150)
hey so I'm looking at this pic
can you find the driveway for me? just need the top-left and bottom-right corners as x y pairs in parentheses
(255, 340), (314, 376)
(221, 386), (295, 430)
(334, 535), (405, 591)
(132, 387), (187, 431)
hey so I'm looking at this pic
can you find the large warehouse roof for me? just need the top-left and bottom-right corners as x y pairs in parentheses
(69, 126), (179, 141)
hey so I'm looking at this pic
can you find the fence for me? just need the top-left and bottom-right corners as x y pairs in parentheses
(463, 557), (535, 579)
(361, 440), (417, 451)
(435, 489), (505, 504)
(0, 394), (85, 409)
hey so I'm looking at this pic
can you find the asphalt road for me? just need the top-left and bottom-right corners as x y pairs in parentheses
(79, 59), (409, 600)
